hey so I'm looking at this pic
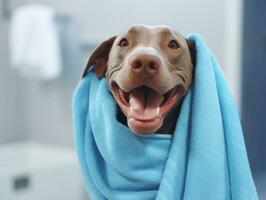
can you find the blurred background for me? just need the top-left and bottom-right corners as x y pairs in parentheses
(0, 0), (265, 199)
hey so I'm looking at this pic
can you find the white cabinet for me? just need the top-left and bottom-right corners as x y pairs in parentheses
(0, 142), (85, 200)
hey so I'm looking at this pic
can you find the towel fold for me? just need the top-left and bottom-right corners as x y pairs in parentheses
(10, 5), (62, 80)
(72, 34), (258, 200)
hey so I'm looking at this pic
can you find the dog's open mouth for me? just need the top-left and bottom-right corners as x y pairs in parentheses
(111, 82), (181, 134)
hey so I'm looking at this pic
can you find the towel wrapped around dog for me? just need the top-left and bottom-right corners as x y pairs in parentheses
(72, 34), (258, 200)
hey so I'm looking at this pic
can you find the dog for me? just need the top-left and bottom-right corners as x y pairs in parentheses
(82, 24), (195, 135)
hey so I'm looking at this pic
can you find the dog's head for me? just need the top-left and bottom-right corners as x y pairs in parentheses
(83, 24), (195, 134)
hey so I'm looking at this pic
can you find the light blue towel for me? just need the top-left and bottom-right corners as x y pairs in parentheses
(72, 34), (258, 200)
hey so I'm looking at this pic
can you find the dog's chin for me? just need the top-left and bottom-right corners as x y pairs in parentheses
(111, 81), (182, 135)
(127, 117), (163, 135)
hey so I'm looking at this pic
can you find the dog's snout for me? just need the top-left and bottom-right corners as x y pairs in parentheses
(130, 54), (160, 77)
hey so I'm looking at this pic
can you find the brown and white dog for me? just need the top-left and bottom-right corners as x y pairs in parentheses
(82, 24), (195, 135)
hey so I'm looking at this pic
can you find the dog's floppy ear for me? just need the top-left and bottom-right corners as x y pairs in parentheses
(186, 39), (196, 66)
(82, 36), (117, 78)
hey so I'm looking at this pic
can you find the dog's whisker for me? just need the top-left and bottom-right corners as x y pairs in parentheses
(107, 65), (122, 79)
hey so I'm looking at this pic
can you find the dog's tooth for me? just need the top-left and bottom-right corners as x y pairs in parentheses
(130, 105), (133, 114)
(156, 107), (160, 116)
(129, 93), (132, 104)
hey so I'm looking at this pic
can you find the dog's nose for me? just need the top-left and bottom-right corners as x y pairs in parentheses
(130, 54), (160, 77)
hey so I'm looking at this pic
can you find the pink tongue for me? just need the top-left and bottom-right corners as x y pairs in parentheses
(129, 87), (162, 119)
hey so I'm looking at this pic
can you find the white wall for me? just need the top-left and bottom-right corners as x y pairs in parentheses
(0, 9), (27, 144)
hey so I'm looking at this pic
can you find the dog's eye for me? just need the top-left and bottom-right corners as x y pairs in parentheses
(168, 40), (179, 49)
(119, 38), (129, 47)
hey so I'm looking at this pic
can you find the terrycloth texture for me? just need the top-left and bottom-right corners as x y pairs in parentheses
(72, 34), (258, 200)
(10, 5), (62, 80)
